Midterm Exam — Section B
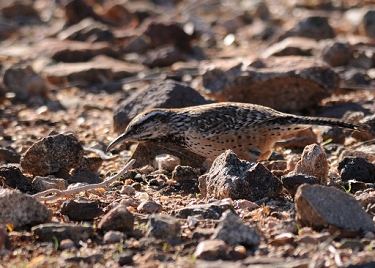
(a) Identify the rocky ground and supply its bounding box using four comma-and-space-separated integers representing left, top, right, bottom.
2, 0, 375, 267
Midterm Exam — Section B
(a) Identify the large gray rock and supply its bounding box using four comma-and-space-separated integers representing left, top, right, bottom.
295, 184, 375, 232
198, 150, 282, 201
201, 56, 339, 112
0, 189, 50, 228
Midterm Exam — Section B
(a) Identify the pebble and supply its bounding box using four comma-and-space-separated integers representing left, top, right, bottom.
120, 185, 136, 195
103, 231, 125, 244
137, 200, 162, 214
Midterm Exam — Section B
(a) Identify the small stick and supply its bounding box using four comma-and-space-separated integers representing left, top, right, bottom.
30, 159, 135, 202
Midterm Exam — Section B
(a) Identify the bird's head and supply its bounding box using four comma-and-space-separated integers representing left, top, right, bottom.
106, 109, 173, 152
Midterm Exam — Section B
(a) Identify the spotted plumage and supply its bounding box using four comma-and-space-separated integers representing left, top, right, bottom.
107, 102, 367, 161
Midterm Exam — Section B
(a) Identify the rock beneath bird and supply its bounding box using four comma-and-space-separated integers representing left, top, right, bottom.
198, 150, 282, 201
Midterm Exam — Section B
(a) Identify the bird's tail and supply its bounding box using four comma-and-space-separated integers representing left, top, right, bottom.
271, 116, 369, 131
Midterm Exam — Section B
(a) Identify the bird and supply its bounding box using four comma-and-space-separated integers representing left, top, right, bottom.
107, 102, 368, 162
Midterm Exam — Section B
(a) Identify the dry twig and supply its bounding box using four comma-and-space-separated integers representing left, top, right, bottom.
30, 159, 135, 202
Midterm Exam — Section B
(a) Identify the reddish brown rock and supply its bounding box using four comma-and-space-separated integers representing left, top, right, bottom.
201, 56, 340, 112
293, 144, 328, 185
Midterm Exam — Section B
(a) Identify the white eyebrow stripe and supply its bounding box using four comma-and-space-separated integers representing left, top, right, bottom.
134, 110, 169, 125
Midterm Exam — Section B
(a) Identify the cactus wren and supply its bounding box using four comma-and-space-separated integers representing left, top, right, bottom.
107, 102, 367, 162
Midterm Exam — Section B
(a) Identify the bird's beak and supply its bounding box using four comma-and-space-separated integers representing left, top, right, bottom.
106, 133, 129, 152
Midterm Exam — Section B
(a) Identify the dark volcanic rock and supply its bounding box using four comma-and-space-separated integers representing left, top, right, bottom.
61, 199, 103, 221
20, 134, 84, 176
0, 165, 33, 193
0, 146, 21, 163
338, 157, 375, 183
281, 174, 320, 196
201, 56, 339, 112
295, 184, 375, 232
113, 79, 211, 133
198, 150, 282, 201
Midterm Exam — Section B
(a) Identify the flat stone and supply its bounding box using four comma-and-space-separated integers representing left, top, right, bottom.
211, 211, 260, 246
295, 184, 375, 232
0, 189, 50, 228
113, 79, 211, 133
60, 199, 103, 221
171, 200, 232, 219
198, 150, 282, 201
281, 174, 320, 196
20, 134, 84, 176
32, 223, 94, 242
146, 214, 180, 240
201, 56, 339, 112
98, 205, 134, 232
